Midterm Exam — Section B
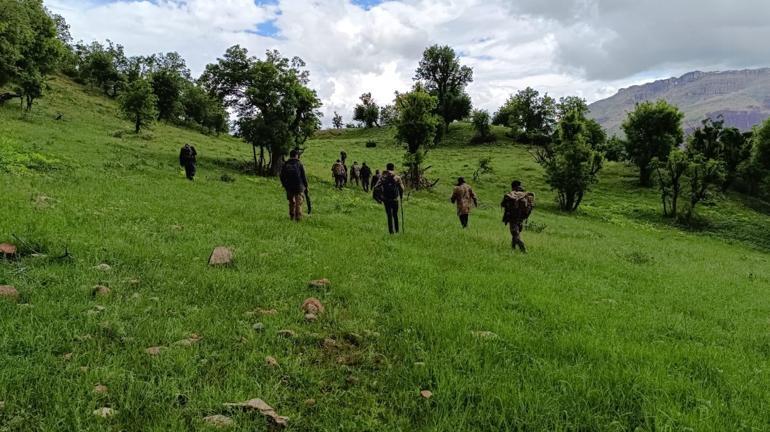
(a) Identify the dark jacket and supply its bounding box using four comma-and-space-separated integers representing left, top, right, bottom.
280, 158, 308, 194
360, 165, 372, 179
179, 145, 197, 167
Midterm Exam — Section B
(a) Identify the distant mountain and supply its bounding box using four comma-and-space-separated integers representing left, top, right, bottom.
588, 68, 770, 136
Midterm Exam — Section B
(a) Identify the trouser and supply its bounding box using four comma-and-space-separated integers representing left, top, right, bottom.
384, 200, 399, 234
335, 175, 345, 189
351, 176, 359, 186
362, 177, 370, 192
288, 193, 304, 221
459, 214, 469, 228
509, 222, 526, 252
184, 163, 196, 180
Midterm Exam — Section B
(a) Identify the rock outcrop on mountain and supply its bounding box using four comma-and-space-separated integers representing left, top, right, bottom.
589, 68, 770, 136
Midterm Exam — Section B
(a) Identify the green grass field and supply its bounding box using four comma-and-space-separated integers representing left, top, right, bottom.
2, 77, 770, 431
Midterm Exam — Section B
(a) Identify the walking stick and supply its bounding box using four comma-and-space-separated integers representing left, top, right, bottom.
400, 196, 405, 234
304, 190, 312, 215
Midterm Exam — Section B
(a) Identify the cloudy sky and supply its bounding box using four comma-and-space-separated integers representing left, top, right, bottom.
47, 0, 770, 125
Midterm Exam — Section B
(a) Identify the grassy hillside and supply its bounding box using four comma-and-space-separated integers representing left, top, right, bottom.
2, 77, 770, 431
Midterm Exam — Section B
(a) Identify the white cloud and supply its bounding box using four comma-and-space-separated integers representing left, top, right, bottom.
47, 0, 765, 126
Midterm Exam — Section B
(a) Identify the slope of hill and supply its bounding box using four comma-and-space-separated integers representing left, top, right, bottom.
2, 77, 770, 430
589, 68, 770, 135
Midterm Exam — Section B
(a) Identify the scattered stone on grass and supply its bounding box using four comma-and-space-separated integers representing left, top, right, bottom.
276, 329, 296, 339
252, 322, 265, 332
62, 352, 73, 361
223, 399, 288, 428
79, 366, 89, 373
301, 298, 324, 315
94, 263, 112, 271
94, 384, 108, 394
127, 278, 141, 285
0, 285, 19, 302
258, 308, 278, 316
265, 356, 279, 367
322, 338, 338, 350
0, 243, 17, 258
420, 390, 433, 399
174, 333, 202, 346
93, 407, 116, 418
304, 399, 316, 407
471, 331, 498, 339
343, 333, 363, 346
304, 313, 317, 322
145, 346, 164, 356
203, 414, 234, 428
208, 247, 233, 266
308, 279, 331, 289
92, 285, 111, 297
414, 362, 426, 367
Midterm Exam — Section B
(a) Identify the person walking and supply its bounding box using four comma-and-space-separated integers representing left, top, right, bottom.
340, 150, 348, 186
280, 149, 309, 221
501, 180, 535, 252
450, 177, 478, 228
360, 162, 372, 192
370, 170, 381, 195
331, 160, 346, 189
179, 143, 197, 180
373, 163, 405, 234
350, 161, 361, 187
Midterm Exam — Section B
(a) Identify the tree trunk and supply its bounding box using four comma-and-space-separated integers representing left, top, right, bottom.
639, 165, 653, 187
135, 115, 141, 133
252, 145, 258, 176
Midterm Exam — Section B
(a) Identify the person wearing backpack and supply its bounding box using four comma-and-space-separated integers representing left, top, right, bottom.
501, 180, 535, 252
360, 162, 372, 192
350, 162, 361, 187
370, 169, 381, 195
450, 177, 478, 228
373, 163, 404, 234
280, 149, 309, 221
331, 160, 346, 189
179, 143, 197, 180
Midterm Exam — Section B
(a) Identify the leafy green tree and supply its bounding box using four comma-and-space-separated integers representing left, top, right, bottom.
493, 87, 556, 144
151, 69, 184, 121
601, 136, 627, 162
379, 104, 397, 127
557, 96, 589, 119
689, 117, 752, 190
353, 92, 379, 128
77, 41, 125, 97
622, 100, 684, 187
413, 45, 473, 132
202, 47, 322, 176
470, 109, 494, 144
0, 0, 62, 110
652, 149, 688, 218
684, 153, 725, 221
535, 109, 603, 211
394, 86, 440, 188
332, 112, 343, 129
119, 78, 157, 133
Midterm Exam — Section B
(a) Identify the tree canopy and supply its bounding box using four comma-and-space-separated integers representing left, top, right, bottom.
414, 45, 473, 132
622, 100, 684, 187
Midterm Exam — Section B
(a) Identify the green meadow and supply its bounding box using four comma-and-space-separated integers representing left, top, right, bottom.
2, 77, 770, 431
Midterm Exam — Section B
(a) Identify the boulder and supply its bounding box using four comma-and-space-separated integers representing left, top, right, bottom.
203, 414, 234, 428
94, 384, 109, 394
0, 243, 17, 258
420, 390, 433, 399
308, 278, 331, 289
208, 247, 233, 266
301, 298, 324, 315
92, 285, 111, 297
0, 285, 19, 302
93, 407, 116, 418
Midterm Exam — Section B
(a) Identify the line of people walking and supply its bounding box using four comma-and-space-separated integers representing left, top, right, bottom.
280, 148, 535, 252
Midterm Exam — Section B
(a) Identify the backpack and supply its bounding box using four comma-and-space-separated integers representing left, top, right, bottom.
179, 146, 193, 166
333, 163, 345, 176
502, 191, 535, 224
381, 174, 400, 201
281, 160, 304, 193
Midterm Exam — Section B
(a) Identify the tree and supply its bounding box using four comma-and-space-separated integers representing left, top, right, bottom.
557, 96, 589, 119
394, 86, 440, 188
151, 69, 184, 121
652, 149, 688, 218
119, 78, 157, 133
622, 100, 684, 187
601, 136, 627, 162
379, 104, 397, 127
413, 45, 473, 132
493, 87, 556, 144
332, 112, 343, 129
534, 109, 603, 212
0, 0, 63, 110
470, 109, 494, 144
201, 47, 322, 176
689, 116, 752, 191
685, 154, 725, 221
77, 41, 125, 97
353, 92, 379, 128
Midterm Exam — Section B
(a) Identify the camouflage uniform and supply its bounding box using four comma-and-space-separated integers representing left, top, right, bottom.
451, 183, 477, 228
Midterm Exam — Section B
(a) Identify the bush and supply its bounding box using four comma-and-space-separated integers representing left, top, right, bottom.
365, 140, 377, 148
